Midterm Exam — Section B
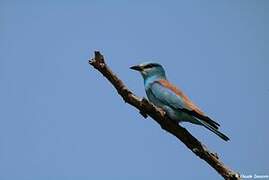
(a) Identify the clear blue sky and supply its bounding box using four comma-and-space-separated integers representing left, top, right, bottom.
1, 1, 268, 179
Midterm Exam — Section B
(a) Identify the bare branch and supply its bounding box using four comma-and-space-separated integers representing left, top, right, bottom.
89, 51, 240, 180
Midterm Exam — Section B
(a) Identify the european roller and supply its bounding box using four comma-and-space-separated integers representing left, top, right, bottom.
130, 62, 229, 141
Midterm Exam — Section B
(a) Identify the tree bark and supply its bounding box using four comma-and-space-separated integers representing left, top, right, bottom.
88, 51, 240, 180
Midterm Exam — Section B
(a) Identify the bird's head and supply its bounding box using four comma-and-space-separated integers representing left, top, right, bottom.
130, 62, 166, 80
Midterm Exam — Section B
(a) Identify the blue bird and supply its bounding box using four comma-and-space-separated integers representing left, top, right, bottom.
130, 62, 229, 141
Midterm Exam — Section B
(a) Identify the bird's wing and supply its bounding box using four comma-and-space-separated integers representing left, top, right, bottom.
150, 79, 220, 129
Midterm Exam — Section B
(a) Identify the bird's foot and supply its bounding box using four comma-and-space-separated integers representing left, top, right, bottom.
139, 110, 148, 118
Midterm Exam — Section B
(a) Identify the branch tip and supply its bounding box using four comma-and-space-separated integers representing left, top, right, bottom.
94, 51, 105, 63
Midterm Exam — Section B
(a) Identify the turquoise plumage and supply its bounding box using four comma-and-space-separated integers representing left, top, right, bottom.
130, 62, 229, 141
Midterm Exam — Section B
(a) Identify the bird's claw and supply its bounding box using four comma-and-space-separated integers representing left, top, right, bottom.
139, 110, 148, 118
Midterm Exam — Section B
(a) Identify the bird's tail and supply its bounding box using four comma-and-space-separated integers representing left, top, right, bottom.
196, 118, 230, 141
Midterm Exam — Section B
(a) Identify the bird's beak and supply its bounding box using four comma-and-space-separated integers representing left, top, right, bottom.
130, 65, 143, 71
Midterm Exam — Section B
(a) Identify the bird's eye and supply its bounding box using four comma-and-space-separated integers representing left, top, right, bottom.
143, 64, 154, 69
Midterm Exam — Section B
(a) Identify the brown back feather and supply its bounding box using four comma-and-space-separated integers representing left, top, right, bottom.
158, 79, 220, 129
